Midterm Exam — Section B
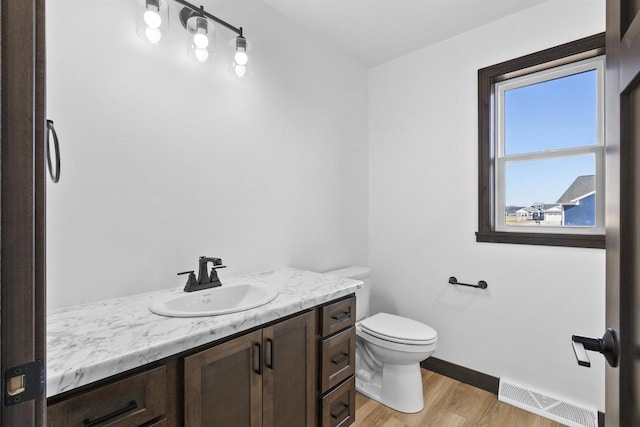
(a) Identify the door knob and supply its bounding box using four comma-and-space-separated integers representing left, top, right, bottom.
571, 328, 619, 368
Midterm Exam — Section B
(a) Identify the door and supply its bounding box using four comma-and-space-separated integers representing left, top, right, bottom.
184, 330, 263, 427
605, 1, 640, 425
0, 0, 47, 426
262, 311, 317, 427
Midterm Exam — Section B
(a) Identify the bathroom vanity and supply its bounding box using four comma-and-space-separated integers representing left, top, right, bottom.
46, 269, 359, 427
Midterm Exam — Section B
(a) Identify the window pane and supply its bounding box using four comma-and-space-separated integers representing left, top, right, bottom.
504, 155, 595, 227
504, 70, 597, 155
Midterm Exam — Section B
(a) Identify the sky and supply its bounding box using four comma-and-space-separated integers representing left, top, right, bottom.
503, 70, 597, 207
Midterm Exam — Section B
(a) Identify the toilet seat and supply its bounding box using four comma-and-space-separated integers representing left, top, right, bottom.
358, 313, 437, 346
356, 324, 437, 353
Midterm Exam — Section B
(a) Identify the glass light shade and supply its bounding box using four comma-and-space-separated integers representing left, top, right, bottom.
234, 51, 248, 66
186, 15, 214, 63
234, 64, 247, 77
145, 27, 162, 44
136, 0, 169, 44
143, 10, 162, 28
194, 48, 209, 63
231, 36, 249, 77
193, 32, 209, 49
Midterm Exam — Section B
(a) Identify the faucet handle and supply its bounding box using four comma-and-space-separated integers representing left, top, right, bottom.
177, 270, 198, 290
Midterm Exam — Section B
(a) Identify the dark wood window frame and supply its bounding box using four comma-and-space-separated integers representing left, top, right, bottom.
476, 33, 606, 249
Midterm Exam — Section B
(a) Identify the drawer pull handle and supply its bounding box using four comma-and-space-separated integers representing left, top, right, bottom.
253, 342, 263, 375
330, 404, 350, 420
266, 338, 275, 369
331, 352, 350, 365
331, 311, 351, 321
83, 400, 138, 426
46, 119, 61, 183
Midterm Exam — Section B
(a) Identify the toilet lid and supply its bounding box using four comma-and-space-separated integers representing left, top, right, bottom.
359, 313, 437, 344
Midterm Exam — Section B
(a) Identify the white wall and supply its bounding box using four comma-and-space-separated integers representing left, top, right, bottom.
46, 0, 369, 309
369, 0, 606, 411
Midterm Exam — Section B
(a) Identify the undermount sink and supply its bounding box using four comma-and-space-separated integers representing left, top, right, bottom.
149, 283, 279, 317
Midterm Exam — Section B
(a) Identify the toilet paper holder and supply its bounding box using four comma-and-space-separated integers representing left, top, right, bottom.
448, 276, 488, 289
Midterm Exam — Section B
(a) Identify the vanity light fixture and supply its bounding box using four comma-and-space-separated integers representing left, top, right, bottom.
139, 0, 249, 75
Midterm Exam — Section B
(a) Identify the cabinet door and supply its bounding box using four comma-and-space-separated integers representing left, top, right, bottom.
262, 311, 317, 427
184, 330, 263, 427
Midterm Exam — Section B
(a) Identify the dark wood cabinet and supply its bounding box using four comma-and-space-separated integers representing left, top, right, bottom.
321, 297, 356, 337
47, 296, 354, 427
321, 327, 356, 393
319, 296, 356, 427
184, 311, 316, 427
184, 329, 263, 427
48, 365, 172, 427
262, 311, 317, 427
322, 377, 356, 427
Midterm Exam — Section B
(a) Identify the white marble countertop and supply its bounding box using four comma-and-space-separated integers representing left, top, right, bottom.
47, 268, 361, 397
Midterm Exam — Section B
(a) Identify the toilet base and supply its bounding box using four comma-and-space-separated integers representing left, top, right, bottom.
356, 361, 425, 413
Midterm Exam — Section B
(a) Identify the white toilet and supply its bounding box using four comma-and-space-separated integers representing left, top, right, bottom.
325, 266, 437, 413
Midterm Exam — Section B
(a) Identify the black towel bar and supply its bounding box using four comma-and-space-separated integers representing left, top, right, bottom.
448, 276, 488, 289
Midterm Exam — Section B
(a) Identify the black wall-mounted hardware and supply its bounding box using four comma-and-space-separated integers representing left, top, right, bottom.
571, 328, 619, 368
46, 119, 61, 183
448, 276, 488, 289
175, 0, 243, 36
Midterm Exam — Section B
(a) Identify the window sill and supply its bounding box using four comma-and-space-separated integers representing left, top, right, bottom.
475, 231, 605, 249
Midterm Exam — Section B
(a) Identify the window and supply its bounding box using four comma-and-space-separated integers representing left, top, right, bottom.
477, 34, 605, 249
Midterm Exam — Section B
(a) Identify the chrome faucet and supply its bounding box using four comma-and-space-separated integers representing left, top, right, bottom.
177, 256, 226, 292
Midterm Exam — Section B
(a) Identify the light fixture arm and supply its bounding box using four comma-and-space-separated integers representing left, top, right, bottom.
173, 0, 243, 37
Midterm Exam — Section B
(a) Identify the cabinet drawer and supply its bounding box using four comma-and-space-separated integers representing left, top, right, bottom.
321, 327, 355, 393
48, 366, 166, 427
322, 376, 355, 427
321, 297, 355, 337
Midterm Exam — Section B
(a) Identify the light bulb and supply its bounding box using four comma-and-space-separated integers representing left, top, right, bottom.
234, 64, 247, 77
145, 27, 162, 44
143, 10, 162, 29
194, 48, 209, 62
193, 32, 209, 49
234, 51, 248, 66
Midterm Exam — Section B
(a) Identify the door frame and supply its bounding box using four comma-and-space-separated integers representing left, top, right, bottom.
605, 0, 640, 425
0, 0, 47, 425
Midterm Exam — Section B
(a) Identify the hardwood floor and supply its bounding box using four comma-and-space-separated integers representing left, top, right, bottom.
352, 370, 564, 426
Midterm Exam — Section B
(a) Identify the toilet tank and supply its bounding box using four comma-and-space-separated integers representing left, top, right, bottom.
324, 266, 371, 321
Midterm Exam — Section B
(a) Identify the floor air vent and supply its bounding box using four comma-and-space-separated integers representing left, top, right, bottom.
498, 379, 597, 427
